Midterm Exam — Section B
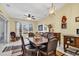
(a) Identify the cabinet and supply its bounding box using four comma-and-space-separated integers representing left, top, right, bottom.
64, 35, 79, 51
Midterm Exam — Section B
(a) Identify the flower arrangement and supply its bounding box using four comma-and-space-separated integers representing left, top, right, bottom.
47, 24, 52, 32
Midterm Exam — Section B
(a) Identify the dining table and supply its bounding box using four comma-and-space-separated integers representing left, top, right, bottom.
29, 37, 48, 45
28, 37, 48, 56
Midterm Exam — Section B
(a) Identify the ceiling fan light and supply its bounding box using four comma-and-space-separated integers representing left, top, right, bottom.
27, 17, 32, 20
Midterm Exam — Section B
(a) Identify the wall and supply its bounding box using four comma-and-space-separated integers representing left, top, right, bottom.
1, 3, 79, 44
0, 4, 39, 42
39, 3, 79, 35
38, 14, 61, 32
38, 4, 79, 50
10, 18, 38, 33
8, 20, 16, 32
6, 3, 78, 44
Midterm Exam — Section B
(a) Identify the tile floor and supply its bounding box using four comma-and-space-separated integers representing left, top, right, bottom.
0, 40, 73, 56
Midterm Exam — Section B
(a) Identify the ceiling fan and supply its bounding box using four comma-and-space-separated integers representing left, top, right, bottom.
24, 14, 36, 20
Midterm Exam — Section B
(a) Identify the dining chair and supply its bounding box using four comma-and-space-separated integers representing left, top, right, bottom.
20, 35, 27, 56
20, 35, 37, 56
40, 39, 58, 56
10, 32, 16, 42
12, 35, 36, 56
12, 35, 27, 56
28, 32, 35, 37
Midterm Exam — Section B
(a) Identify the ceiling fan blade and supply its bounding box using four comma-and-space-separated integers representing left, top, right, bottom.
32, 16, 35, 19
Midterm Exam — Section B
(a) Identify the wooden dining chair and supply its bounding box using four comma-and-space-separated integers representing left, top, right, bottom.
40, 39, 58, 56
20, 35, 27, 56
12, 35, 27, 56
12, 35, 37, 56
25, 38, 38, 56
20, 35, 37, 56
10, 32, 16, 42
28, 32, 35, 37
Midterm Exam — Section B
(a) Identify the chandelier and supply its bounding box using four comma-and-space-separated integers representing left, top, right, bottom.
49, 3, 56, 14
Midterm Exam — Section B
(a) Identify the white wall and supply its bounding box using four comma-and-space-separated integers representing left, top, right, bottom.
38, 4, 79, 50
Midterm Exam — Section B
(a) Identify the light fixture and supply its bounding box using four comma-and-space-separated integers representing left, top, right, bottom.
49, 3, 55, 14
27, 17, 32, 20
24, 14, 32, 20
24, 13, 35, 20
27, 14, 32, 20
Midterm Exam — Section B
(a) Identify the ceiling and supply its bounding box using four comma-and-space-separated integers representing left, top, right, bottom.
1, 3, 65, 20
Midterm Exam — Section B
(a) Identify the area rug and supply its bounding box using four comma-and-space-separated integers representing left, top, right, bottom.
2, 45, 66, 56
2, 45, 21, 52
65, 47, 79, 56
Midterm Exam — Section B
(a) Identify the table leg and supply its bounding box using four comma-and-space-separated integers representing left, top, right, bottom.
37, 51, 39, 56
36, 46, 40, 56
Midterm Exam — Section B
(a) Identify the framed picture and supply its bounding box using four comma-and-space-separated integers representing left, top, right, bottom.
61, 23, 67, 29
75, 17, 79, 22
76, 29, 79, 34
38, 25, 43, 31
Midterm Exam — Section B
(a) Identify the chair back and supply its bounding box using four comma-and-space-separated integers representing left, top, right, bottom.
20, 35, 26, 55
29, 32, 35, 37
47, 39, 58, 52
10, 32, 16, 41
10, 32, 16, 38
27, 38, 36, 48
10, 32, 16, 37
47, 32, 54, 41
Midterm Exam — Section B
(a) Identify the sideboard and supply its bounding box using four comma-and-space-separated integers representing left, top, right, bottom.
63, 35, 79, 52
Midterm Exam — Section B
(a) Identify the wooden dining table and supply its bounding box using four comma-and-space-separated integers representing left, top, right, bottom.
28, 37, 48, 56
29, 37, 48, 46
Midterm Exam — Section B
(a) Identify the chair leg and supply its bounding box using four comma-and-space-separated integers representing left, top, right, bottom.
52, 51, 56, 56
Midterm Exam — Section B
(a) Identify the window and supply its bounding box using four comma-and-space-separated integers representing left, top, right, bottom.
38, 25, 43, 31
22, 23, 29, 32
38, 24, 48, 32
16, 22, 33, 36
0, 16, 7, 43
16, 22, 21, 36
29, 24, 33, 31
22, 23, 33, 32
